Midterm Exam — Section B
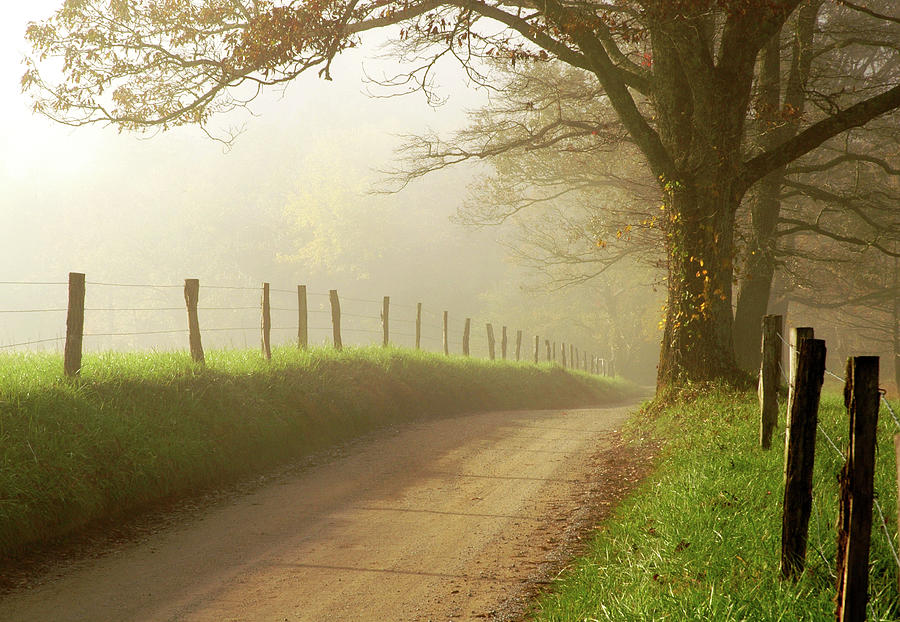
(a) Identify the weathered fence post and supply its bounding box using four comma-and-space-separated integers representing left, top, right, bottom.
835, 356, 880, 622
501, 326, 508, 360
183, 277, 204, 365
562, 343, 567, 368
780, 338, 826, 580
758, 314, 784, 449
297, 285, 308, 350
381, 296, 390, 347
553, 341, 557, 363
583, 351, 587, 371
486, 323, 496, 360
784, 326, 815, 468
570, 344, 575, 370
261, 282, 272, 360
574, 346, 579, 370
534, 335, 539, 364
545, 339, 551, 362
515, 330, 522, 361
64, 272, 86, 376
463, 318, 471, 356
415, 302, 422, 350
330, 289, 342, 350
442, 311, 449, 355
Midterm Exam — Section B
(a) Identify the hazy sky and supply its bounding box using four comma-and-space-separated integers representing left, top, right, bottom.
0, 1, 490, 280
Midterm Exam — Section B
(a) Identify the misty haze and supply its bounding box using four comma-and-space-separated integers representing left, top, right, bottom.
1, 1, 898, 620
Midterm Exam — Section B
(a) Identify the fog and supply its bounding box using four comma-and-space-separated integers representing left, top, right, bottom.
1, 3, 662, 383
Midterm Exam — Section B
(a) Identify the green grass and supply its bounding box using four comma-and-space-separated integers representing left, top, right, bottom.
531, 384, 900, 621
0, 346, 636, 559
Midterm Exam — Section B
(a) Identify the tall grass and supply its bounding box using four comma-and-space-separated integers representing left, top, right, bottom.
531, 384, 899, 621
0, 346, 636, 559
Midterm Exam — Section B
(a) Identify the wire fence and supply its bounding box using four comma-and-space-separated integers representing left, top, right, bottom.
774, 329, 900, 579
0, 276, 615, 376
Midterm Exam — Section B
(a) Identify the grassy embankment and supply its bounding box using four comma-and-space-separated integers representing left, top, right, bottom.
531, 383, 899, 620
0, 346, 637, 559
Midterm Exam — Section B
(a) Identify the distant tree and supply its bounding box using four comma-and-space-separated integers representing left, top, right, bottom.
24, 0, 900, 387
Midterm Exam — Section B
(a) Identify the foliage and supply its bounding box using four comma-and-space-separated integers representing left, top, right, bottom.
22, 0, 900, 385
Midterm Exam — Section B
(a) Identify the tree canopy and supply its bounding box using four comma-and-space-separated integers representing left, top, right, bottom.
24, 0, 900, 387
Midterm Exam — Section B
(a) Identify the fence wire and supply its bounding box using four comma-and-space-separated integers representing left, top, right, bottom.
775, 331, 900, 575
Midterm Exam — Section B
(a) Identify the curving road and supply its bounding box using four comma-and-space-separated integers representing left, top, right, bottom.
0, 404, 637, 622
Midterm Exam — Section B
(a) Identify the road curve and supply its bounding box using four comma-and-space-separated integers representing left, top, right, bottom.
0, 404, 636, 622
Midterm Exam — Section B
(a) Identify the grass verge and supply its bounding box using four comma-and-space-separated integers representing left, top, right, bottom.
531, 383, 899, 621
0, 346, 636, 559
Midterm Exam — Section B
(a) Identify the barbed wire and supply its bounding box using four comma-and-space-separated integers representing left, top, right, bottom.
0, 281, 67, 286
0, 337, 64, 349
776, 344, 900, 573
0, 308, 67, 313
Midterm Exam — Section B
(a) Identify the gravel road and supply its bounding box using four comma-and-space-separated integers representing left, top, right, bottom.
0, 403, 641, 622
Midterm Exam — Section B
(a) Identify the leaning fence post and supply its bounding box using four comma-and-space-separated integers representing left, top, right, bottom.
442, 311, 449, 355
297, 285, 308, 350
501, 326, 508, 360
182, 277, 204, 365
780, 338, 826, 580
486, 323, 496, 360
330, 289, 342, 350
515, 330, 522, 361
463, 318, 471, 356
758, 314, 783, 449
784, 326, 815, 466
261, 282, 272, 360
381, 296, 390, 347
835, 356, 880, 622
64, 272, 86, 376
415, 302, 422, 350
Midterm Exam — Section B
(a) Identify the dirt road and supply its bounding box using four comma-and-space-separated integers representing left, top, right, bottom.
0, 404, 641, 621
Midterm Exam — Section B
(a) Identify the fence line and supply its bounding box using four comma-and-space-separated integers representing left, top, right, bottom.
0, 275, 616, 380
765, 322, 900, 596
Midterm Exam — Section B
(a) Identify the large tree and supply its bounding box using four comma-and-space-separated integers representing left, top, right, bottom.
24, 0, 900, 387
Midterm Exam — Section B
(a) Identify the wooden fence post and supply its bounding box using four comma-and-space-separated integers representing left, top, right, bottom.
297, 285, 308, 350
516, 330, 523, 361
562, 343, 567, 368
442, 311, 449, 355
574, 346, 579, 370
486, 323, 496, 360
583, 351, 587, 371
330, 289, 342, 350
553, 341, 557, 363
758, 314, 783, 449
416, 303, 422, 350
501, 326, 508, 360
570, 344, 575, 369
64, 272, 86, 376
545, 339, 551, 362
835, 356, 880, 622
261, 282, 272, 360
382, 296, 390, 347
784, 326, 815, 470
463, 318, 471, 356
183, 277, 204, 365
534, 335, 539, 364
780, 338, 826, 580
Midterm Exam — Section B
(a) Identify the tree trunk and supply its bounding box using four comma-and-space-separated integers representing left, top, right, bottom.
657, 181, 739, 387
733, 171, 782, 371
